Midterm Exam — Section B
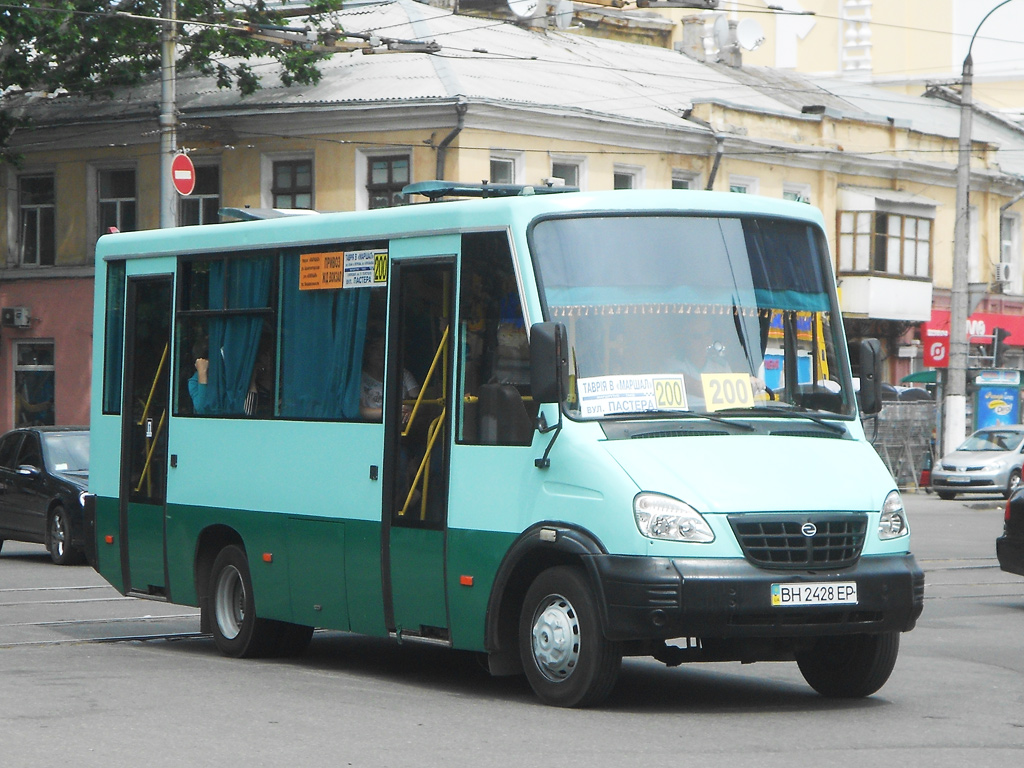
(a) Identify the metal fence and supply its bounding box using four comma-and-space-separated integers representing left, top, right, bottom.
866, 401, 937, 490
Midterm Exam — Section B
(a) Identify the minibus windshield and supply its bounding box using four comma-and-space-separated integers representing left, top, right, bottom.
531, 213, 855, 420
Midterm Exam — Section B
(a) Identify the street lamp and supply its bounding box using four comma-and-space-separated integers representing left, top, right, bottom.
944, 0, 1017, 455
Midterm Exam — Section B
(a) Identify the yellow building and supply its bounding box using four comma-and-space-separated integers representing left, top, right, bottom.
3, 0, 1024, 428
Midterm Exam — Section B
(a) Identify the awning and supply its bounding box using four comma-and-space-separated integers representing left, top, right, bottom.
901, 370, 937, 384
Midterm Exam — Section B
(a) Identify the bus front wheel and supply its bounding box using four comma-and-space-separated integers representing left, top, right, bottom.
796, 631, 900, 698
518, 566, 622, 708
208, 545, 281, 658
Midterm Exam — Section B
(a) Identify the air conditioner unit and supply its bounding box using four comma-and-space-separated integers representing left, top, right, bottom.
994, 263, 1013, 283
1, 307, 30, 328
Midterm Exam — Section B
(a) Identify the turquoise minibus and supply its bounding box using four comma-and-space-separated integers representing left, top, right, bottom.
85, 184, 923, 707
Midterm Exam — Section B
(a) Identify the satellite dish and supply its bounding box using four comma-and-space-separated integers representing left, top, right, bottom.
552, 0, 573, 29
508, 0, 541, 19
736, 18, 765, 51
712, 14, 730, 50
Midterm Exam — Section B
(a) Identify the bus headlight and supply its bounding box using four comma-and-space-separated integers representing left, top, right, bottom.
634, 493, 714, 543
878, 490, 908, 540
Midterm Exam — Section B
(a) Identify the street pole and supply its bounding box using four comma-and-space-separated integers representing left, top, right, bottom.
943, 0, 1016, 455
159, 0, 178, 229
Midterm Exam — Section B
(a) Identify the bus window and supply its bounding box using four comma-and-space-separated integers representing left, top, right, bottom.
278, 248, 380, 420
176, 254, 276, 417
457, 231, 535, 446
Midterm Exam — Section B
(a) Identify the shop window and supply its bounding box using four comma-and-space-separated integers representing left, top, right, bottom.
98, 169, 137, 235
180, 165, 221, 225
18, 174, 56, 266
367, 156, 410, 209
14, 341, 55, 427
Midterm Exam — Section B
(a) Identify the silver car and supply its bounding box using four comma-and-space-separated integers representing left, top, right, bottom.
931, 426, 1024, 500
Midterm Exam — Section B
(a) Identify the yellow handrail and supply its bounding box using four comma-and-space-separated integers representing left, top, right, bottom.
402, 324, 450, 438
134, 408, 167, 494
399, 408, 446, 519
137, 342, 168, 427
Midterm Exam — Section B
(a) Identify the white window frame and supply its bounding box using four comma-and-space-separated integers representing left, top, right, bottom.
783, 182, 812, 205
179, 163, 221, 226
547, 154, 586, 190
355, 147, 413, 211
612, 164, 645, 190
1001, 212, 1022, 295
90, 164, 138, 241
671, 170, 700, 190
728, 175, 760, 195
15, 172, 56, 267
13, 338, 56, 427
261, 152, 314, 210
489, 150, 525, 185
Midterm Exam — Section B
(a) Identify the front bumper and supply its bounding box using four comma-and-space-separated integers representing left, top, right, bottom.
997, 534, 1024, 577
589, 553, 924, 642
930, 467, 1010, 494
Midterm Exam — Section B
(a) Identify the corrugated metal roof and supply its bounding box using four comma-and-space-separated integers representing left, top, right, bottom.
9, 0, 1024, 179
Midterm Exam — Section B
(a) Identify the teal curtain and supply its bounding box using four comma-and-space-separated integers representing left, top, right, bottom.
206, 256, 273, 415
280, 252, 370, 419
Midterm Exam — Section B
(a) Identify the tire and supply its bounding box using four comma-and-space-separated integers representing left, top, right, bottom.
519, 566, 622, 708
207, 545, 281, 658
48, 505, 83, 565
796, 632, 900, 698
1005, 470, 1022, 500
936, 490, 957, 500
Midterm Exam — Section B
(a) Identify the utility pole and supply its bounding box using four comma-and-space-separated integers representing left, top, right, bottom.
159, 0, 178, 229
944, 0, 1016, 455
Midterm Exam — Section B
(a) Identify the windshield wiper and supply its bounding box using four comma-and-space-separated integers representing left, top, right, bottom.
715, 404, 847, 435
605, 409, 756, 432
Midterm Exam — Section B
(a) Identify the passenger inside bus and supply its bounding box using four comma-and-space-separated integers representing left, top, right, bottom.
188, 338, 211, 415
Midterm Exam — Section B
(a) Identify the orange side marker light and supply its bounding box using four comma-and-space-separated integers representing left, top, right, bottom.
459, 575, 474, 587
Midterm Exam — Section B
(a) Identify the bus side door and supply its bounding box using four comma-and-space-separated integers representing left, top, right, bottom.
118, 275, 173, 597
383, 256, 454, 640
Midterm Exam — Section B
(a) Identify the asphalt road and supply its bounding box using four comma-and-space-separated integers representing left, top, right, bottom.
1, 491, 1021, 767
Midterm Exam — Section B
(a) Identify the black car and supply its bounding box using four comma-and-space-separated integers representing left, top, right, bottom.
998, 487, 1024, 577
0, 427, 89, 565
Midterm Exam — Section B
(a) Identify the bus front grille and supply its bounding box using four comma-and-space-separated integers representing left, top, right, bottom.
727, 513, 868, 569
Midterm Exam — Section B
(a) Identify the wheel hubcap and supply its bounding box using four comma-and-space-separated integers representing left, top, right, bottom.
530, 594, 580, 682
51, 515, 65, 558
214, 565, 245, 640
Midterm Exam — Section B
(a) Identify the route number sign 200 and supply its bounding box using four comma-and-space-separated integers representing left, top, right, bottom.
701, 373, 754, 412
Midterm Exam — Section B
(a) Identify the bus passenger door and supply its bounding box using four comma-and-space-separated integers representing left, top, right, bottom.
119, 275, 173, 597
384, 259, 453, 640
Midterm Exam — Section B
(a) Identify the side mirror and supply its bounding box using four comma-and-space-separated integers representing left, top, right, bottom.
857, 338, 883, 415
16, 464, 41, 478
530, 322, 569, 404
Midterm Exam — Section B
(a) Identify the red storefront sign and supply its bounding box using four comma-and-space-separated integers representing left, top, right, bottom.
921, 309, 1024, 368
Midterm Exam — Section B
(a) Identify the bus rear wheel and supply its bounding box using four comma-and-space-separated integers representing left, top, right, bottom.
519, 566, 622, 708
796, 631, 900, 698
208, 545, 281, 658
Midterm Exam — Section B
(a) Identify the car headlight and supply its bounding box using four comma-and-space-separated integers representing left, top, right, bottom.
878, 490, 908, 540
634, 493, 714, 543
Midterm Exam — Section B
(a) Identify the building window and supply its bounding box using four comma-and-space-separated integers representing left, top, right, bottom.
783, 183, 812, 204
98, 169, 136, 235
613, 165, 643, 191
272, 160, 313, 209
672, 171, 698, 190
367, 156, 410, 209
18, 175, 56, 266
837, 210, 932, 278
551, 162, 579, 188
14, 340, 55, 427
728, 175, 759, 195
180, 165, 221, 226
1001, 213, 1022, 295
490, 157, 515, 185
